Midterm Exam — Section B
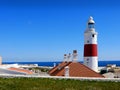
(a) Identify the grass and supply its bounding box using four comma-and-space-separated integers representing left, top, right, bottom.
0, 77, 119, 90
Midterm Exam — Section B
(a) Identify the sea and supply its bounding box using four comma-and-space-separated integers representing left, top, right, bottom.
2, 60, 120, 67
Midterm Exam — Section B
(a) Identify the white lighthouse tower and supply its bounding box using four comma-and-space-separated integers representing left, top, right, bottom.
84, 16, 98, 72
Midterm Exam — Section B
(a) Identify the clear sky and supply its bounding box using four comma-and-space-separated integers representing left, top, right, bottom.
0, 0, 120, 62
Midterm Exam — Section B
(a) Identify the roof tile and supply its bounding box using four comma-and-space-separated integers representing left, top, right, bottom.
49, 62, 104, 78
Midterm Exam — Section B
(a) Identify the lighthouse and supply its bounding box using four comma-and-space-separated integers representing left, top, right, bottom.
84, 16, 98, 72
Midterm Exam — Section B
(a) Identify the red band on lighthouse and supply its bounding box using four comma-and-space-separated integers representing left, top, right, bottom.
84, 44, 98, 56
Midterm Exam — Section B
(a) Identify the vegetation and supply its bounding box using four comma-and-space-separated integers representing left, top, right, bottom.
28, 67, 50, 72
100, 69, 107, 74
0, 77, 119, 90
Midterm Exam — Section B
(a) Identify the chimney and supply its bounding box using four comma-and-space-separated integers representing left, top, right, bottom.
72, 50, 78, 62
64, 54, 67, 62
67, 53, 71, 62
64, 66, 69, 77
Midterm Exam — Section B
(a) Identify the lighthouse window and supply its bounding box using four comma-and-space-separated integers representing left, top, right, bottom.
87, 58, 89, 61
88, 23, 94, 28
92, 34, 95, 38
87, 40, 89, 43
86, 59, 89, 65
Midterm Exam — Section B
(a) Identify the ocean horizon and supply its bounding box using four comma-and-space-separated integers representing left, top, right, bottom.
2, 60, 120, 67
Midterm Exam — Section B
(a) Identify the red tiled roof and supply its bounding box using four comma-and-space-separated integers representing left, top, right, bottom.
49, 62, 104, 78
8, 67, 33, 74
49, 62, 70, 76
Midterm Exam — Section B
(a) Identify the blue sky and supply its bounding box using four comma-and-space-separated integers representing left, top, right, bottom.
0, 0, 120, 62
